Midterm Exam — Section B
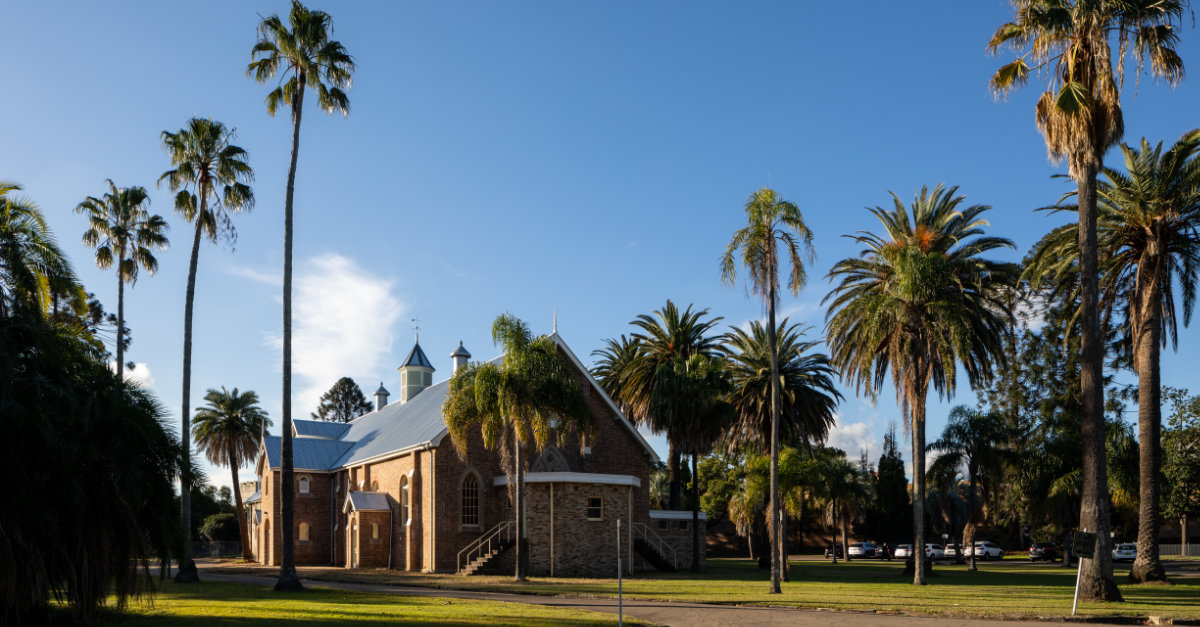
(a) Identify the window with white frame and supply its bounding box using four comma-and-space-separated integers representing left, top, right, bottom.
587, 496, 603, 521
461, 473, 480, 527
298, 476, 310, 494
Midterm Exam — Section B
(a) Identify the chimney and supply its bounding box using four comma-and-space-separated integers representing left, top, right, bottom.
373, 382, 390, 411
398, 336, 435, 403
450, 341, 471, 374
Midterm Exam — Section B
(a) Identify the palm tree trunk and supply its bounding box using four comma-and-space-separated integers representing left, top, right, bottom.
175, 215, 206, 584
691, 454, 701, 572
967, 471, 977, 571
781, 507, 789, 581
230, 444, 253, 561
514, 430, 526, 581
116, 269, 125, 380
831, 496, 839, 564
1131, 259, 1167, 583
1074, 160, 1122, 601
668, 443, 682, 510
275, 75, 306, 592
912, 377, 928, 585
767, 288, 781, 594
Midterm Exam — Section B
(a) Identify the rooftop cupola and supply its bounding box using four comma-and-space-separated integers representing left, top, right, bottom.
373, 382, 390, 411
450, 341, 471, 374
398, 336, 435, 404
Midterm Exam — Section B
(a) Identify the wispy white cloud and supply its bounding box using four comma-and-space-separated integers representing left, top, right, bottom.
227, 265, 281, 288
111, 361, 155, 388
826, 413, 877, 461
263, 253, 405, 416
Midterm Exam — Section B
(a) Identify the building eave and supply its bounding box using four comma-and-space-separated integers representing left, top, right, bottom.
493, 472, 642, 488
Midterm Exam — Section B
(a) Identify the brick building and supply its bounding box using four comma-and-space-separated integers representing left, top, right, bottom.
244, 333, 703, 575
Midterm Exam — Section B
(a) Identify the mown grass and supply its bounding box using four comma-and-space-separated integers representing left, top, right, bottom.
204, 557, 1200, 621
96, 581, 642, 626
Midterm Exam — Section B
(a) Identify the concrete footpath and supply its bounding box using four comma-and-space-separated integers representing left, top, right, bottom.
203, 572, 1055, 626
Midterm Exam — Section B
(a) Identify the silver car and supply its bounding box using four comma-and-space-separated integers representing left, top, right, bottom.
1113, 543, 1137, 563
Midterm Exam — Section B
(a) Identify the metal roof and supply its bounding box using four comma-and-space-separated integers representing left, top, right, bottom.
374, 382, 390, 396
293, 419, 352, 440
345, 491, 390, 512
244, 490, 261, 504
400, 341, 434, 370
450, 341, 471, 358
262, 434, 353, 471
335, 379, 450, 467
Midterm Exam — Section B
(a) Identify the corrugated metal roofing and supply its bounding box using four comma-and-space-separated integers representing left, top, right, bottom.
244, 490, 261, 504
293, 419, 352, 440
345, 491, 390, 512
401, 341, 434, 369
335, 380, 450, 467
262, 434, 354, 470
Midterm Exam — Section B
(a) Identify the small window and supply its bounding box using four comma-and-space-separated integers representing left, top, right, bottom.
299, 476, 310, 494
657, 519, 668, 531
371, 481, 379, 492
400, 476, 410, 523
678, 520, 689, 531
299, 521, 310, 542
587, 496, 603, 521
372, 522, 380, 540
461, 473, 480, 527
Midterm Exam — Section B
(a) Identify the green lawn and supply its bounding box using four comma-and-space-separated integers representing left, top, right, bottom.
204, 557, 1200, 622
96, 581, 640, 626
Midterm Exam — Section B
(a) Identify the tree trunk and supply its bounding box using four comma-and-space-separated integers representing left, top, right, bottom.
912, 376, 928, 585
967, 470, 977, 571
1074, 160, 1122, 601
275, 75, 306, 592
781, 508, 789, 581
668, 443, 682, 510
116, 267, 125, 380
767, 288, 781, 593
831, 496, 839, 564
230, 445, 253, 561
1182, 517, 1189, 557
175, 210, 206, 584
514, 430, 527, 581
840, 509, 850, 564
691, 454, 701, 572
1131, 251, 1167, 583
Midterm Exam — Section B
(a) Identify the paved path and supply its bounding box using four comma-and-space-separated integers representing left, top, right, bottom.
203, 572, 1056, 626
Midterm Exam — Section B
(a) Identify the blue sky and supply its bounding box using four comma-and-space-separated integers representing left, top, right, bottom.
4, 2, 1199, 489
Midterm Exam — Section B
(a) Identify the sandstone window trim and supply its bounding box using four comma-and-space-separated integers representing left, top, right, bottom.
400, 475, 410, 525
298, 476, 310, 495
587, 496, 603, 521
372, 522, 380, 541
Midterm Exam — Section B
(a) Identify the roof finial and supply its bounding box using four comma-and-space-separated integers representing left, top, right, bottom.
553, 307, 558, 334
411, 316, 421, 342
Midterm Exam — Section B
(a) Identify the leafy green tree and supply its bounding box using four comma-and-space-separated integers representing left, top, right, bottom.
0, 182, 82, 317
193, 387, 272, 561
928, 406, 1017, 570
989, 0, 1189, 599
160, 116, 254, 581
200, 513, 241, 543
811, 449, 867, 565
311, 376, 372, 422
442, 314, 592, 581
75, 180, 168, 380
248, 0, 354, 591
873, 424, 912, 545
721, 187, 815, 593
1162, 387, 1200, 556
824, 184, 1015, 585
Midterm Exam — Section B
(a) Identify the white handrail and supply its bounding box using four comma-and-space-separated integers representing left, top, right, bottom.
633, 522, 677, 570
457, 520, 515, 575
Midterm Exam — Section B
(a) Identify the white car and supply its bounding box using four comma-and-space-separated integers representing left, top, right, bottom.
894, 544, 913, 558
848, 542, 877, 559
1113, 543, 1137, 563
967, 541, 1004, 560
944, 544, 961, 559
925, 543, 946, 559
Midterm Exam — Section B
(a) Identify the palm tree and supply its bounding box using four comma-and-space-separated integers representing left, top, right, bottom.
620, 300, 723, 510
442, 313, 592, 581
824, 184, 1015, 585
160, 116, 254, 581
1027, 130, 1200, 582
248, 0, 353, 591
811, 450, 867, 565
0, 182, 81, 317
723, 319, 841, 453
590, 334, 639, 414
989, 0, 1189, 600
721, 187, 815, 593
192, 387, 272, 561
75, 180, 169, 380
928, 405, 1016, 571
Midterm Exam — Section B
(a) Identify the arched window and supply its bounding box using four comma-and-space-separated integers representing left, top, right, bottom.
400, 476, 410, 524
372, 522, 380, 540
299, 476, 310, 494
299, 521, 310, 542
371, 481, 379, 492
461, 473, 480, 527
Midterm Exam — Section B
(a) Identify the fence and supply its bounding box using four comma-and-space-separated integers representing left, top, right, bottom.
1158, 544, 1194, 557
191, 541, 243, 557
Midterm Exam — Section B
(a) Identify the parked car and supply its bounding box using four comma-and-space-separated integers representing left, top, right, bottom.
848, 542, 877, 559
1029, 542, 1059, 561
1113, 543, 1137, 563
894, 544, 913, 558
967, 541, 1004, 560
925, 544, 946, 559
824, 544, 844, 559
944, 543, 960, 559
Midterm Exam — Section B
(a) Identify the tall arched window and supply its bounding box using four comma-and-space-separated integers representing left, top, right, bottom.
461, 473, 480, 527
372, 522, 380, 540
298, 476, 310, 494
400, 475, 410, 524
299, 521, 310, 542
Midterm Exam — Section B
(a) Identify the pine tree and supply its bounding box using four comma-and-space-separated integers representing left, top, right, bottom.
311, 377, 371, 423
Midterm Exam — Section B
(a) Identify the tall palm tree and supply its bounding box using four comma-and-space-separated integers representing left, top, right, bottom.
989, 0, 1188, 600
248, 0, 353, 591
1027, 130, 1200, 582
824, 184, 1015, 585
160, 116, 254, 581
928, 405, 1017, 571
591, 334, 639, 414
75, 180, 168, 380
722, 319, 841, 452
443, 313, 592, 581
721, 187, 814, 593
0, 182, 81, 317
192, 387, 272, 561
620, 300, 723, 510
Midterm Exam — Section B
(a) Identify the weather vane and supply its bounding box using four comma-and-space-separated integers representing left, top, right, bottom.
411, 316, 421, 341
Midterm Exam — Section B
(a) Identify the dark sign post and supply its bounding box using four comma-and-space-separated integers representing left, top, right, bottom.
1071, 530, 1095, 615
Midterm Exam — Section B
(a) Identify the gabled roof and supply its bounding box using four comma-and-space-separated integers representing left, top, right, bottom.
244, 489, 261, 505
335, 379, 450, 467
261, 434, 353, 471
344, 491, 390, 512
401, 341, 434, 370
293, 419, 352, 440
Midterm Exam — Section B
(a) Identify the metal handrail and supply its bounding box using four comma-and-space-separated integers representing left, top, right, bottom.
457, 520, 515, 574
633, 522, 677, 569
